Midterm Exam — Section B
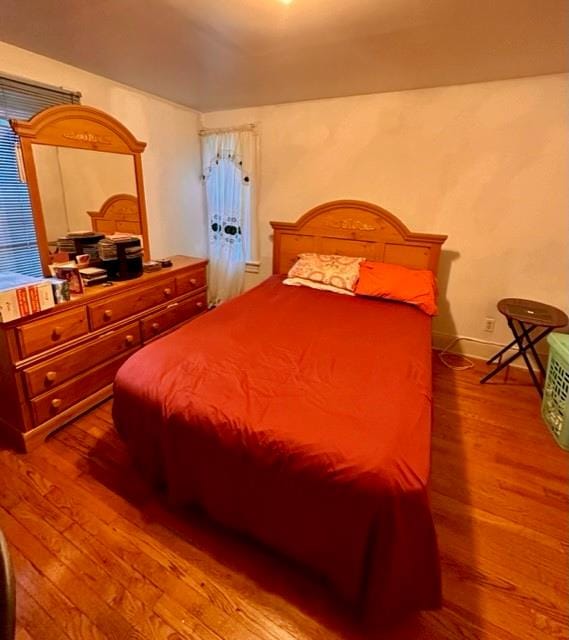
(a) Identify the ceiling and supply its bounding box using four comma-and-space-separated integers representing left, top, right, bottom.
1, 0, 568, 112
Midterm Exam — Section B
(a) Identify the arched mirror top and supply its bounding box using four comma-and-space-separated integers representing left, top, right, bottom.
11, 104, 146, 154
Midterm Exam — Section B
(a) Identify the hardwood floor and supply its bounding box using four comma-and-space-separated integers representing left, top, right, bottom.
0, 357, 567, 639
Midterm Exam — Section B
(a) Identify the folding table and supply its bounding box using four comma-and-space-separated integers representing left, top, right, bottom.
481, 298, 568, 396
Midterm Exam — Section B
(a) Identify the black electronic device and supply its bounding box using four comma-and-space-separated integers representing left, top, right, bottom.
98, 237, 143, 280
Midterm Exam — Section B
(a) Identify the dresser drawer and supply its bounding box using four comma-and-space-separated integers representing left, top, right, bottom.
89, 278, 177, 329
23, 322, 141, 398
141, 292, 207, 341
176, 267, 207, 295
17, 307, 89, 359
30, 353, 131, 426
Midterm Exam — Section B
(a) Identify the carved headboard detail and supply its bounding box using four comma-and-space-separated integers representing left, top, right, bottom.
271, 200, 447, 275
88, 194, 141, 235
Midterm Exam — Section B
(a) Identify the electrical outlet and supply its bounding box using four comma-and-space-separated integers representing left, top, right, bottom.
483, 317, 496, 333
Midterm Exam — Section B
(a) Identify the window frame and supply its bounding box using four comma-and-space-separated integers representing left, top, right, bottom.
0, 73, 80, 277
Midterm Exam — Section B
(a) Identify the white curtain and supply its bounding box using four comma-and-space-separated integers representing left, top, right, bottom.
201, 128, 257, 306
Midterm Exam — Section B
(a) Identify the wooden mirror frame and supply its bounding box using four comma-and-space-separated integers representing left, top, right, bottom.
11, 104, 150, 275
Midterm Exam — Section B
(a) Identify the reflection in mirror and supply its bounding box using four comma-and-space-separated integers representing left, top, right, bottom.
31, 145, 139, 246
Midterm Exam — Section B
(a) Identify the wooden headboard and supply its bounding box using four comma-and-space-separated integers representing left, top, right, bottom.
87, 194, 141, 235
271, 200, 447, 275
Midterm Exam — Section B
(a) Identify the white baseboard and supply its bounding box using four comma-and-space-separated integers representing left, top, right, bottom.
432, 331, 549, 369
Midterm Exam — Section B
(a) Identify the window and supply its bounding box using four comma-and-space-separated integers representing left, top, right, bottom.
0, 74, 80, 276
200, 127, 258, 304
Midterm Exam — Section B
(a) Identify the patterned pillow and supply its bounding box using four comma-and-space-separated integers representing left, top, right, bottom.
285, 253, 364, 293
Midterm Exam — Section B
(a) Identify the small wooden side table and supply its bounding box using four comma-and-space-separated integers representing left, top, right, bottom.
480, 298, 568, 396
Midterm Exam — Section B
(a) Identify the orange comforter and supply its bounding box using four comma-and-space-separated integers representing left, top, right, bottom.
113, 276, 441, 626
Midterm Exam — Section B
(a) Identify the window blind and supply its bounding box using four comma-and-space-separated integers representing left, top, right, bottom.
0, 74, 81, 277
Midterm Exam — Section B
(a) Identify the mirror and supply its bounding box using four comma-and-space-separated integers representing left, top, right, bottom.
32, 145, 139, 246
11, 104, 150, 276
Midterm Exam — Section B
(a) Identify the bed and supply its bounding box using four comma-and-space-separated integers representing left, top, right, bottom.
113, 200, 447, 627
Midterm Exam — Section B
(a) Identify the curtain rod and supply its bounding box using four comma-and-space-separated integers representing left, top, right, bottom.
199, 123, 256, 136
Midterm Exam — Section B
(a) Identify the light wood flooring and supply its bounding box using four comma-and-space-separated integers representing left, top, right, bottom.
0, 357, 567, 639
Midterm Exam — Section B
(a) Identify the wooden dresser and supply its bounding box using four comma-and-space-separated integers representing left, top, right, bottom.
0, 256, 207, 451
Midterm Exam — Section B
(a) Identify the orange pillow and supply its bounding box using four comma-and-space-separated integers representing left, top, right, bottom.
355, 261, 438, 316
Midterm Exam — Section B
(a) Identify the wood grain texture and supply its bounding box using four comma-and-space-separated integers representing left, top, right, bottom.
10, 104, 151, 273
88, 276, 178, 330
0, 256, 207, 450
16, 306, 88, 359
87, 193, 142, 236
23, 322, 141, 397
270, 200, 447, 276
0, 357, 567, 639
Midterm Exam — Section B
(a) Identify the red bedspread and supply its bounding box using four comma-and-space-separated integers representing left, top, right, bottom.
113, 276, 441, 626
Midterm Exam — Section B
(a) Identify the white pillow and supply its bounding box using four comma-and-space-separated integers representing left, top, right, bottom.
283, 277, 356, 296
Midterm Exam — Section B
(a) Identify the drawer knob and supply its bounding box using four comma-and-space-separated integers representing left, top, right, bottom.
51, 326, 63, 340
125, 334, 135, 345
196, 301, 204, 309
103, 309, 113, 320
51, 398, 62, 411
151, 322, 160, 332
163, 287, 172, 297
189, 278, 197, 286
45, 371, 57, 384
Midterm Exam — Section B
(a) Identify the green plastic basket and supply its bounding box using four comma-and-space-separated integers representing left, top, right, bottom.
542, 333, 569, 450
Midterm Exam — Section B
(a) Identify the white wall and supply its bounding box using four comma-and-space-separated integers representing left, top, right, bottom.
33, 146, 137, 240
30, 145, 69, 241
202, 74, 569, 354
1, 41, 566, 357
56, 149, 136, 234
0, 41, 206, 259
